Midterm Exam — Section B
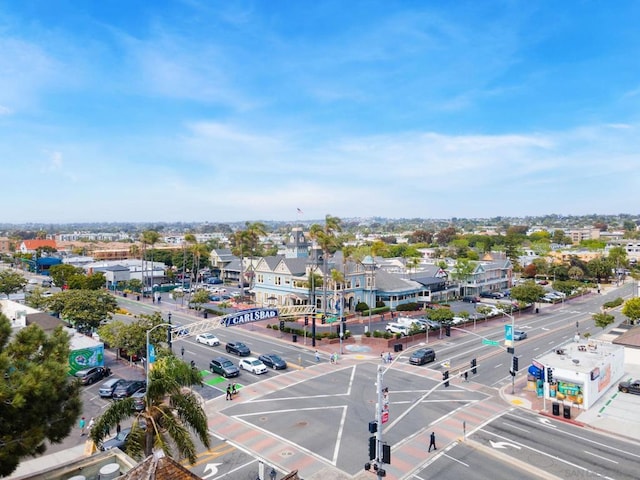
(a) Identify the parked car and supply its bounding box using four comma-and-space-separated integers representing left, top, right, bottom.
119, 348, 142, 362
385, 323, 410, 336
239, 357, 268, 375
258, 353, 288, 370
618, 379, 640, 395
207, 277, 223, 285
100, 427, 132, 451
209, 295, 221, 302
423, 319, 441, 329
210, 356, 240, 378
513, 330, 528, 341
409, 348, 436, 365
196, 333, 220, 346
462, 296, 480, 303
226, 341, 251, 356
112, 380, 146, 400
75, 366, 109, 385
99, 378, 125, 398
131, 389, 146, 411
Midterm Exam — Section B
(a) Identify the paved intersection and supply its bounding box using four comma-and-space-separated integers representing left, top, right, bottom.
203, 357, 505, 479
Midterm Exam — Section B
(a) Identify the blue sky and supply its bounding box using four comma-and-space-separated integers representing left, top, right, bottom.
1, 1, 639, 224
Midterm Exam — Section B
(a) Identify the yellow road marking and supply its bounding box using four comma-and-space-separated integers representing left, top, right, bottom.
180, 444, 237, 467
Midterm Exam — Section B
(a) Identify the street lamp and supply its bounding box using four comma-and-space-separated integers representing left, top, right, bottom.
503, 311, 516, 394
371, 343, 426, 479
146, 322, 173, 407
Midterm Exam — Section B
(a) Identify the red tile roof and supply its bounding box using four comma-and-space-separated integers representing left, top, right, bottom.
21, 239, 57, 250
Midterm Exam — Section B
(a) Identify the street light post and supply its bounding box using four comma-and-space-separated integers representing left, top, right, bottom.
146, 322, 173, 407
503, 311, 516, 394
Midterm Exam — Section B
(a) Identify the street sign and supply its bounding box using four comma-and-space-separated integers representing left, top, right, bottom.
482, 339, 500, 346
326, 315, 338, 323
504, 324, 513, 341
381, 411, 389, 424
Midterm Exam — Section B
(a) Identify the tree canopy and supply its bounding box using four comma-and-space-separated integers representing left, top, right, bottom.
622, 298, 640, 325
0, 316, 82, 477
0, 270, 27, 296
46, 289, 118, 331
510, 281, 547, 305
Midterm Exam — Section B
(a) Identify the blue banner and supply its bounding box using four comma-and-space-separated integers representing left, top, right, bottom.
224, 308, 279, 327
504, 324, 513, 341
148, 343, 156, 364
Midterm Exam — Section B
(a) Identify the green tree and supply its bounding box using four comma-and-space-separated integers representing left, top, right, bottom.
429, 307, 454, 323
98, 313, 168, 358
452, 258, 475, 296
141, 230, 161, 293
49, 264, 83, 289
607, 246, 628, 269
622, 297, 640, 325
90, 355, 210, 463
0, 317, 82, 477
592, 312, 615, 330
127, 278, 143, 293
510, 281, 547, 307
230, 222, 268, 296
190, 289, 211, 312
587, 257, 612, 283
568, 266, 584, 280
46, 289, 118, 331
25, 287, 50, 310
309, 215, 343, 316
0, 270, 27, 295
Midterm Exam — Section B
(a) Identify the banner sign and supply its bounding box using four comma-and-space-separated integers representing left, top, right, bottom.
225, 308, 279, 327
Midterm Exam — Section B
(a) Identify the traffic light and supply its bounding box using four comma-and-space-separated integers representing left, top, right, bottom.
382, 443, 391, 464
445, 324, 451, 337
546, 367, 553, 383
279, 320, 285, 331
368, 421, 377, 434
512, 356, 519, 372
368, 436, 376, 460
471, 358, 477, 375
167, 328, 172, 350
321, 315, 326, 324
304, 316, 309, 326
443, 370, 449, 387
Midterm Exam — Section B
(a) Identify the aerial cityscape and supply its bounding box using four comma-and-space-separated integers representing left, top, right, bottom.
2, 1, 640, 480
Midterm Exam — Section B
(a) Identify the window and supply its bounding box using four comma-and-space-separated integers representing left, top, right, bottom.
275, 276, 282, 286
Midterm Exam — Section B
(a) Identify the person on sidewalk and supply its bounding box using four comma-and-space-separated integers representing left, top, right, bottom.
79, 416, 86, 436
428, 431, 437, 452
226, 384, 233, 400
315, 350, 320, 362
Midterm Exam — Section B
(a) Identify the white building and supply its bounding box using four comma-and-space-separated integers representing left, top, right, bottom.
533, 337, 625, 411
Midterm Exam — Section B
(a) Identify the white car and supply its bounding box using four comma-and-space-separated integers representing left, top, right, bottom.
195, 333, 220, 347
239, 357, 268, 375
385, 323, 410, 336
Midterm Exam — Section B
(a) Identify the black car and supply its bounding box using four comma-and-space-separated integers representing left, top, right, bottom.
462, 296, 480, 303
210, 356, 240, 377
258, 353, 288, 370
226, 341, 251, 356
409, 348, 436, 366
618, 379, 640, 395
112, 380, 146, 400
75, 366, 109, 385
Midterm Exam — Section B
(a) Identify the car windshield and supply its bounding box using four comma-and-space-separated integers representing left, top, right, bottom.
249, 360, 261, 366
222, 361, 234, 367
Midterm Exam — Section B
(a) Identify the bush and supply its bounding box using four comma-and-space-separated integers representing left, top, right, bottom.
355, 302, 369, 312
603, 297, 624, 309
376, 300, 386, 308
396, 302, 420, 312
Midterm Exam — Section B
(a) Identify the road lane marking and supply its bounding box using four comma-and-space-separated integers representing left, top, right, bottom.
583, 450, 619, 464
443, 453, 469, 467
501, 422, 529, 433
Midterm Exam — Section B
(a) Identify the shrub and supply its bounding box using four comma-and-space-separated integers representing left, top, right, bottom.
355, 301, 369, 312
396, 302, 420, 312
603, 297, 624, 309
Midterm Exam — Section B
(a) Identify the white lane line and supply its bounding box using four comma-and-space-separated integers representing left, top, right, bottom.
332, 406, 348, 464
443, 453, 469, 467
501, 422, 529, 433
494, 363, 503, 369
583, 450, 619, 464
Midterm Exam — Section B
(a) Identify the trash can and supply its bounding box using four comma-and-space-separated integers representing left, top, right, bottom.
563, 405, 571, 419
552, 402, 560, 416
136, 295, 140, 301
203, 311, 208, 319
394, 344, 403, 353
535, 307, 539, 314
292, 334, 297, 343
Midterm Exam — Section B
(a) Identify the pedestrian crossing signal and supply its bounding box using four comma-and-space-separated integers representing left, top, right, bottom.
443, 370, 449, 387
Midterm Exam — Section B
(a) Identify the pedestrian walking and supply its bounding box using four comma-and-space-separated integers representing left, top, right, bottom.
79, 416, 86, 436
315, 350, 320, 362
387, 352, 392, 363
181, 346, 185, 357
116, 423, 121, 435
464, 371, 468, 382
88, 417, 95, 433
428, 431, 437, 452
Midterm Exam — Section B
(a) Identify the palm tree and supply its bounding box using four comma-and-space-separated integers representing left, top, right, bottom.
309, 215, 342, 317
90, 356, 210, 463
140, 230, 160, 295
230, 222, 267, 298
